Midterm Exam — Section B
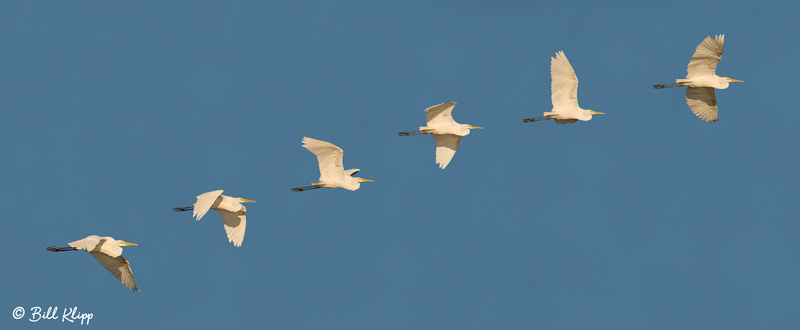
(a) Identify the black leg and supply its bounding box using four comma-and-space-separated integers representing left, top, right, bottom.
522, 117, 549, 123
46, 246, 77, 252
173, 206, 194, 212
652, 83, 679, 89
292, 185, 322, 192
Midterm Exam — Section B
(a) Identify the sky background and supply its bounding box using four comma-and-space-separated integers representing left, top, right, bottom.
2, 1, 799, 329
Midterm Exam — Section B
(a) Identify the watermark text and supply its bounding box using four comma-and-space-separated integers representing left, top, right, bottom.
12, 306, 93, 325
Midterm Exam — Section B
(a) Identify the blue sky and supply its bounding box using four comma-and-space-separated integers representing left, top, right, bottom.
2, 1, 799, 329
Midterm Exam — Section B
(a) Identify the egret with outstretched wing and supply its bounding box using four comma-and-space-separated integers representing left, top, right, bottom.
292, 137, 373, 191
173, 190, 255, 247
523, 51, 605, 124
47, 235, 139, 291
398, 102, 483, 169
653, 35, 742, 122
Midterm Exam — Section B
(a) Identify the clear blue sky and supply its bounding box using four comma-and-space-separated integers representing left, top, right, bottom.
2, 1, 799, 329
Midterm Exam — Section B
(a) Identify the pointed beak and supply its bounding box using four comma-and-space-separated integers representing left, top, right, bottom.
590, 111, 606, 115
468, 125, 483, 129
728, 78, 743, 82
358, 178, 374, 182
240, 198, 256, 203
121, 241, 138, 246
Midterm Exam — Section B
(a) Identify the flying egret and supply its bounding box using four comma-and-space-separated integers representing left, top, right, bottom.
292, 137, 373, 191
47, 235, 139, 291
652, 35, 742, 122
397, 102, 483, 169
523, 51, 605, 124
173, 190, 254, 247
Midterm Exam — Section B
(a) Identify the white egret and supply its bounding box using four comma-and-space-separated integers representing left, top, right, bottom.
653, 35, 742, 122
523, 51, 605, 124
47, 235, 139, 291
173, 190, 254, 247
292, 137, 373, 191
397, 102, 483, 169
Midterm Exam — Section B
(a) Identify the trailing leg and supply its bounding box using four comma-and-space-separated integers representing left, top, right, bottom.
46, 246, 77, 252
522, 116, 549, 123
291, 185, 322, 192
652, 83, 679, 89
397, 131, 424, 136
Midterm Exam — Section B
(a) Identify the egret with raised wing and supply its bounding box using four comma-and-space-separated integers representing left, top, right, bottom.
292, 137, 373, 191
47, 235, 139, 291
652, 35, 742, 122
523, 51, 605, 124
398, 102, 483, 169
173, 190, 254, 247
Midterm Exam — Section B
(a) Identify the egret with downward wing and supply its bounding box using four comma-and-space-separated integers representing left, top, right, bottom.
398, 102, 483, 169
173, 190, 255, 247
47, 235, 139, 291
653, 35, 742, 122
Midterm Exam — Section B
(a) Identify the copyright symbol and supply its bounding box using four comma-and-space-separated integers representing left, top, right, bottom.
12, 307, 24, 319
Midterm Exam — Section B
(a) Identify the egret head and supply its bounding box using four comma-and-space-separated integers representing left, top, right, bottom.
342, 177, 373, 191
460, 124, 483, 135
725, 78, 743, 88
580, 110, 605, 121
718, 77, 742, 89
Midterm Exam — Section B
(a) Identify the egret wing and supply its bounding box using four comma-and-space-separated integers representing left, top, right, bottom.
685, 87, 718, 122
89, 239, 138, 291
432, 134, 462, 169
425, 102, 458, 127
551, 51, 579, 110
686, 35, 724, 79
193, 190, 223, 221
214, 207, 246, 247
345, 169, 360, 177
302, 137, 346, 181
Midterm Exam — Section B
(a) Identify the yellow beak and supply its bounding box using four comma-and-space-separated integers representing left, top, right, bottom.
728, 78, 743, 82
358, 178, 374, 182
468, 125, 484, 129
121, 241, 138, 246
240, 198, 256, 203
590, 111, 606, 115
